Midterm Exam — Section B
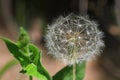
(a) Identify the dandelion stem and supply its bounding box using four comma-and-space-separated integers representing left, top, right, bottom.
72, 34, 77, 80
73, 63, 76, 80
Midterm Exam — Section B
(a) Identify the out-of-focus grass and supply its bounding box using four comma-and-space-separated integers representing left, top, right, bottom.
0, 59, 18, 79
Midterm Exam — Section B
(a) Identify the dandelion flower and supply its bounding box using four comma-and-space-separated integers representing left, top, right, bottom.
45, 13, 104, 65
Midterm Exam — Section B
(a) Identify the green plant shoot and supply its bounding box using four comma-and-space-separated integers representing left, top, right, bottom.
0, 27, 52, 80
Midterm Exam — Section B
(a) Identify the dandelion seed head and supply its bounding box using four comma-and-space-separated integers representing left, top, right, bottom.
45, 13, 105, 65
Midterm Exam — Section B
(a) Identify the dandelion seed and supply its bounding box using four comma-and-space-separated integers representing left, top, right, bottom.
45, 13, 105, 65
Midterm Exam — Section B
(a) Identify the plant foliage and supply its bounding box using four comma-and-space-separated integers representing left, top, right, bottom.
0, 27, 85, 80
0, 27, 52, 80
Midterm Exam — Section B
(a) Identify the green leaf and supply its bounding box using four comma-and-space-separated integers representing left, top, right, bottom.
0, 37, 30, 67
53, 62, 85, 80
0, 27, 52, 80
26, 44, 52, 80
23, 63, 47, 80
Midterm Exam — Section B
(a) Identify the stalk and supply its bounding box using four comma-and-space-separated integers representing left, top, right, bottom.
0, 59, 18, 79
29, 76, 33, 80
73, 63, 76, 80
72, 34, 77, 80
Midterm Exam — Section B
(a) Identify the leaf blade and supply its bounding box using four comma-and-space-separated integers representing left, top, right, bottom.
53, 62, 85, 80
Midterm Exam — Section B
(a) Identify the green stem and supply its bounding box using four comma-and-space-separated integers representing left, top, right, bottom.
29, 76, 33, 80
0, 59, 18, 79
73, 63, 76, 80
71, 33, 77, 80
